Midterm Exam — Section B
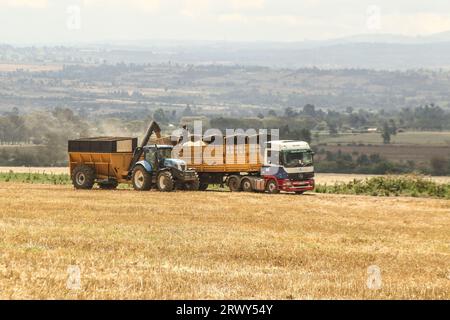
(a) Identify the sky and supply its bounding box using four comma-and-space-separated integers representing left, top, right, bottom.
1, 0, 450, 44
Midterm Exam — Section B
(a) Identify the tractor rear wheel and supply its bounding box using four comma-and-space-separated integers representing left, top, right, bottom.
99, 181, 118, 190
132, 166, 152, 191
228, 175, 241, 192
156, 171, 175, 192
72, 165, 95, 190
184, 174, 200, 191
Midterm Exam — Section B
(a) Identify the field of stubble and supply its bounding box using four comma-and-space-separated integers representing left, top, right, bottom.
0, 183, 449, 299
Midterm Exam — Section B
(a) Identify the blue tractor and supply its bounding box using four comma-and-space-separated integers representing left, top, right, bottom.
127, 121, 199, 192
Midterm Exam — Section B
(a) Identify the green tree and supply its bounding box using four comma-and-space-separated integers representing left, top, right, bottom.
388, 119, 397, 135
303, 104, 316, 116
182, 105, 194, 117
153, 108, 168, 123
268, 109, 277, 117
284, 107, 296, 118
381, 122, 391, 144
327, 121, 338, 136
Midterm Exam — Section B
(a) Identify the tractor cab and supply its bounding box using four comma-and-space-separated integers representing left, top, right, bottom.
143, 145, 185, 171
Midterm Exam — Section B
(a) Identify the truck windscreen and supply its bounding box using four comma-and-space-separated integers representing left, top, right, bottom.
281, 150, 313, 167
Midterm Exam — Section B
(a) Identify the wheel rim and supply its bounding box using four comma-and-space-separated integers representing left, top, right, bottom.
134, 170, 144, 189
268, 181, 276, 192
75, 172, 86, 185
243, 180, 251, 190
159, 175, 167, 189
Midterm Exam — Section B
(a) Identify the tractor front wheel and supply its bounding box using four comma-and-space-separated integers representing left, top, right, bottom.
132, 166, 152, 191
72, 165, 95, 190
156, 171, 175, 192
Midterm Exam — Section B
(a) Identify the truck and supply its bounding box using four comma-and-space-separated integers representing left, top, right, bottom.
174, 134, 315, 194
68, 121, 200, 191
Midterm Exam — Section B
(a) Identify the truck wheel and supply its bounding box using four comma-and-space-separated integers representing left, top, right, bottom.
132, 166, 152, 191
295, 191, 304, 195
228, 176, 241, 192
265, 179, 280, 194
99, 181, 118, 190
199, 183, 209, 191
156, 171, 175, 192
241, 178, 253, 192
72, 165, 95, 190
185, 174, 200, 191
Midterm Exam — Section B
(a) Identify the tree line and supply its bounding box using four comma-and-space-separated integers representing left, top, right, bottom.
0, 104, 449, 172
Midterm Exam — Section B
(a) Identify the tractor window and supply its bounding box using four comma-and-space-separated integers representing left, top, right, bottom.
157, 148, 172, 159
145, 150, 157, 167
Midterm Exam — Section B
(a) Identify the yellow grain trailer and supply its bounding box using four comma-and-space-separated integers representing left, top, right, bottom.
68, 137, 137, 189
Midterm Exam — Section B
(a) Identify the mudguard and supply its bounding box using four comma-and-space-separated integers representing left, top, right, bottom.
135, 160, 153, 173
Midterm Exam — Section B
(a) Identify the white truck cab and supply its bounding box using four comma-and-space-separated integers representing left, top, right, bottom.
261, 140, 315, 193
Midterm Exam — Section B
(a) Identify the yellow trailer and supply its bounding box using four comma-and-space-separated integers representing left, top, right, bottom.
177, 137, 262, 172
174, 135, 315, 194
69, 151, 134, 185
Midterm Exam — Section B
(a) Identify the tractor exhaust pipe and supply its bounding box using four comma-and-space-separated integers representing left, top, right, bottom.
128, 121, 161, 173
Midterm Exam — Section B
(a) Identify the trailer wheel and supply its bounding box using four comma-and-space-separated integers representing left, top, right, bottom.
99, 181, 118, 190
132, 166, 152, 191
184, 174, 200, 191
265, 179, 280, 194
156, 171, 175, 192
199, 183, 209, 191
241, 178, 253, 192
228, 175, 241, 192
72, 165, 95, 190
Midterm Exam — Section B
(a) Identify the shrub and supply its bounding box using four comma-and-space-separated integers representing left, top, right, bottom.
315, 175, 450, 199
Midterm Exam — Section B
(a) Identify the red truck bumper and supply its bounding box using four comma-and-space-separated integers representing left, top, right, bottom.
279, 179, 315, 193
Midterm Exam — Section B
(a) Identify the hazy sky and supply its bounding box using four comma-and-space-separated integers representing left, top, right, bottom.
1, 0, 450, 44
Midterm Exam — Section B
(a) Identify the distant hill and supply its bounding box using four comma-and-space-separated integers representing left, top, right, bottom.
3, 31, 450, 69
85, 30, 450, 69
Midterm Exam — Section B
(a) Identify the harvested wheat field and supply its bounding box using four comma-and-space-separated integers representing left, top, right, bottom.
0, 183, 449, 299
